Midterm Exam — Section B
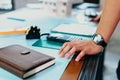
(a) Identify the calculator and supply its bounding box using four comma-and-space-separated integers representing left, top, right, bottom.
47, 33, 84, 43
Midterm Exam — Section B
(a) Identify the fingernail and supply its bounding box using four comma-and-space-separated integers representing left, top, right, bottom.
65, 54, 69, 59
59, 54, 63, 57
75, 58, 79, 62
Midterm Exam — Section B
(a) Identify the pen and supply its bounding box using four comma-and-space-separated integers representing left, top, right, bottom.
0, 29, 27, 35
7, 17, 26, 22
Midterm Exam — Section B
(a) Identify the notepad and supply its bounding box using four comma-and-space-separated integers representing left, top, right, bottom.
51, 23, 97, 36
0, 44, 55, 79
0, 17, 28, 35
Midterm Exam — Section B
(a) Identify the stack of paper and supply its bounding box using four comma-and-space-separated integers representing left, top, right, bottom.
51, 23, 97, 36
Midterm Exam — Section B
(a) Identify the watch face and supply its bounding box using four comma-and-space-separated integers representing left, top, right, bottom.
93, 34, 103, 44
92, 33, 107, 47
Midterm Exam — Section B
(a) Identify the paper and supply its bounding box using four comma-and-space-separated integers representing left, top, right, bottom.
0, 17, 28, 35
51, 23, 97, 36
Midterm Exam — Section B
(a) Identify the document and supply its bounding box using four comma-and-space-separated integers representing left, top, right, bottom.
51, 23, 97, 36
0, 17, 28, 35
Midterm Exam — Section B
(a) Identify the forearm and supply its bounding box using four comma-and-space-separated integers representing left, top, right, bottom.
96, 0, 120, 43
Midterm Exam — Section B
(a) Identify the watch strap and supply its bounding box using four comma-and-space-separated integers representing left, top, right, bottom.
99, 39, 107, 47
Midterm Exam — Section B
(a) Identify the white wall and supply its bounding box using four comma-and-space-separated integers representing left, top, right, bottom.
0, 0, 104, 14
0, 0, 39, 14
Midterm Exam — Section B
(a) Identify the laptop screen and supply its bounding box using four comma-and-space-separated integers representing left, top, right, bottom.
0, 0, 14, 10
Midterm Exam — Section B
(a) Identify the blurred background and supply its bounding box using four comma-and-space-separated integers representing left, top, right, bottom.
0, 0, 119, 80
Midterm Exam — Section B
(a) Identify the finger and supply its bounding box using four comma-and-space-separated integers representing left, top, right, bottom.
93, 15, 100, 22
65, 47, 76, 59
59, 44, 72, 57
75, 51, 85, 62
59, 42, 68, 54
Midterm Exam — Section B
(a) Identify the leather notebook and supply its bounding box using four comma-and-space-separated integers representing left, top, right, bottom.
0, 44, 55, 78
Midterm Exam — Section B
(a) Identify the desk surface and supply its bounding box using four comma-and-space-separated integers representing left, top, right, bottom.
0, 8, 74, 80
0, 7, 102, 80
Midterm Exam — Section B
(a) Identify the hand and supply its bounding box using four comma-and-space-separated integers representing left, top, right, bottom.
92, 14, 101, 22
92, 11, 102, 22
59, 40, 103, 61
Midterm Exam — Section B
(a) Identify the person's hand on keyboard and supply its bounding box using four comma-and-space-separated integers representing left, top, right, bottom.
84, 9, 102, 22
92, 14, 101, 22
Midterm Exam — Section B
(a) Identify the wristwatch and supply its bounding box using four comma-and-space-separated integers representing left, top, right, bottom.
92, 33, 107, 47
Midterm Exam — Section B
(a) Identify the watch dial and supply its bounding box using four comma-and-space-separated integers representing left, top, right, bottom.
92, 33, 107, 47
94, 34, 102, 44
